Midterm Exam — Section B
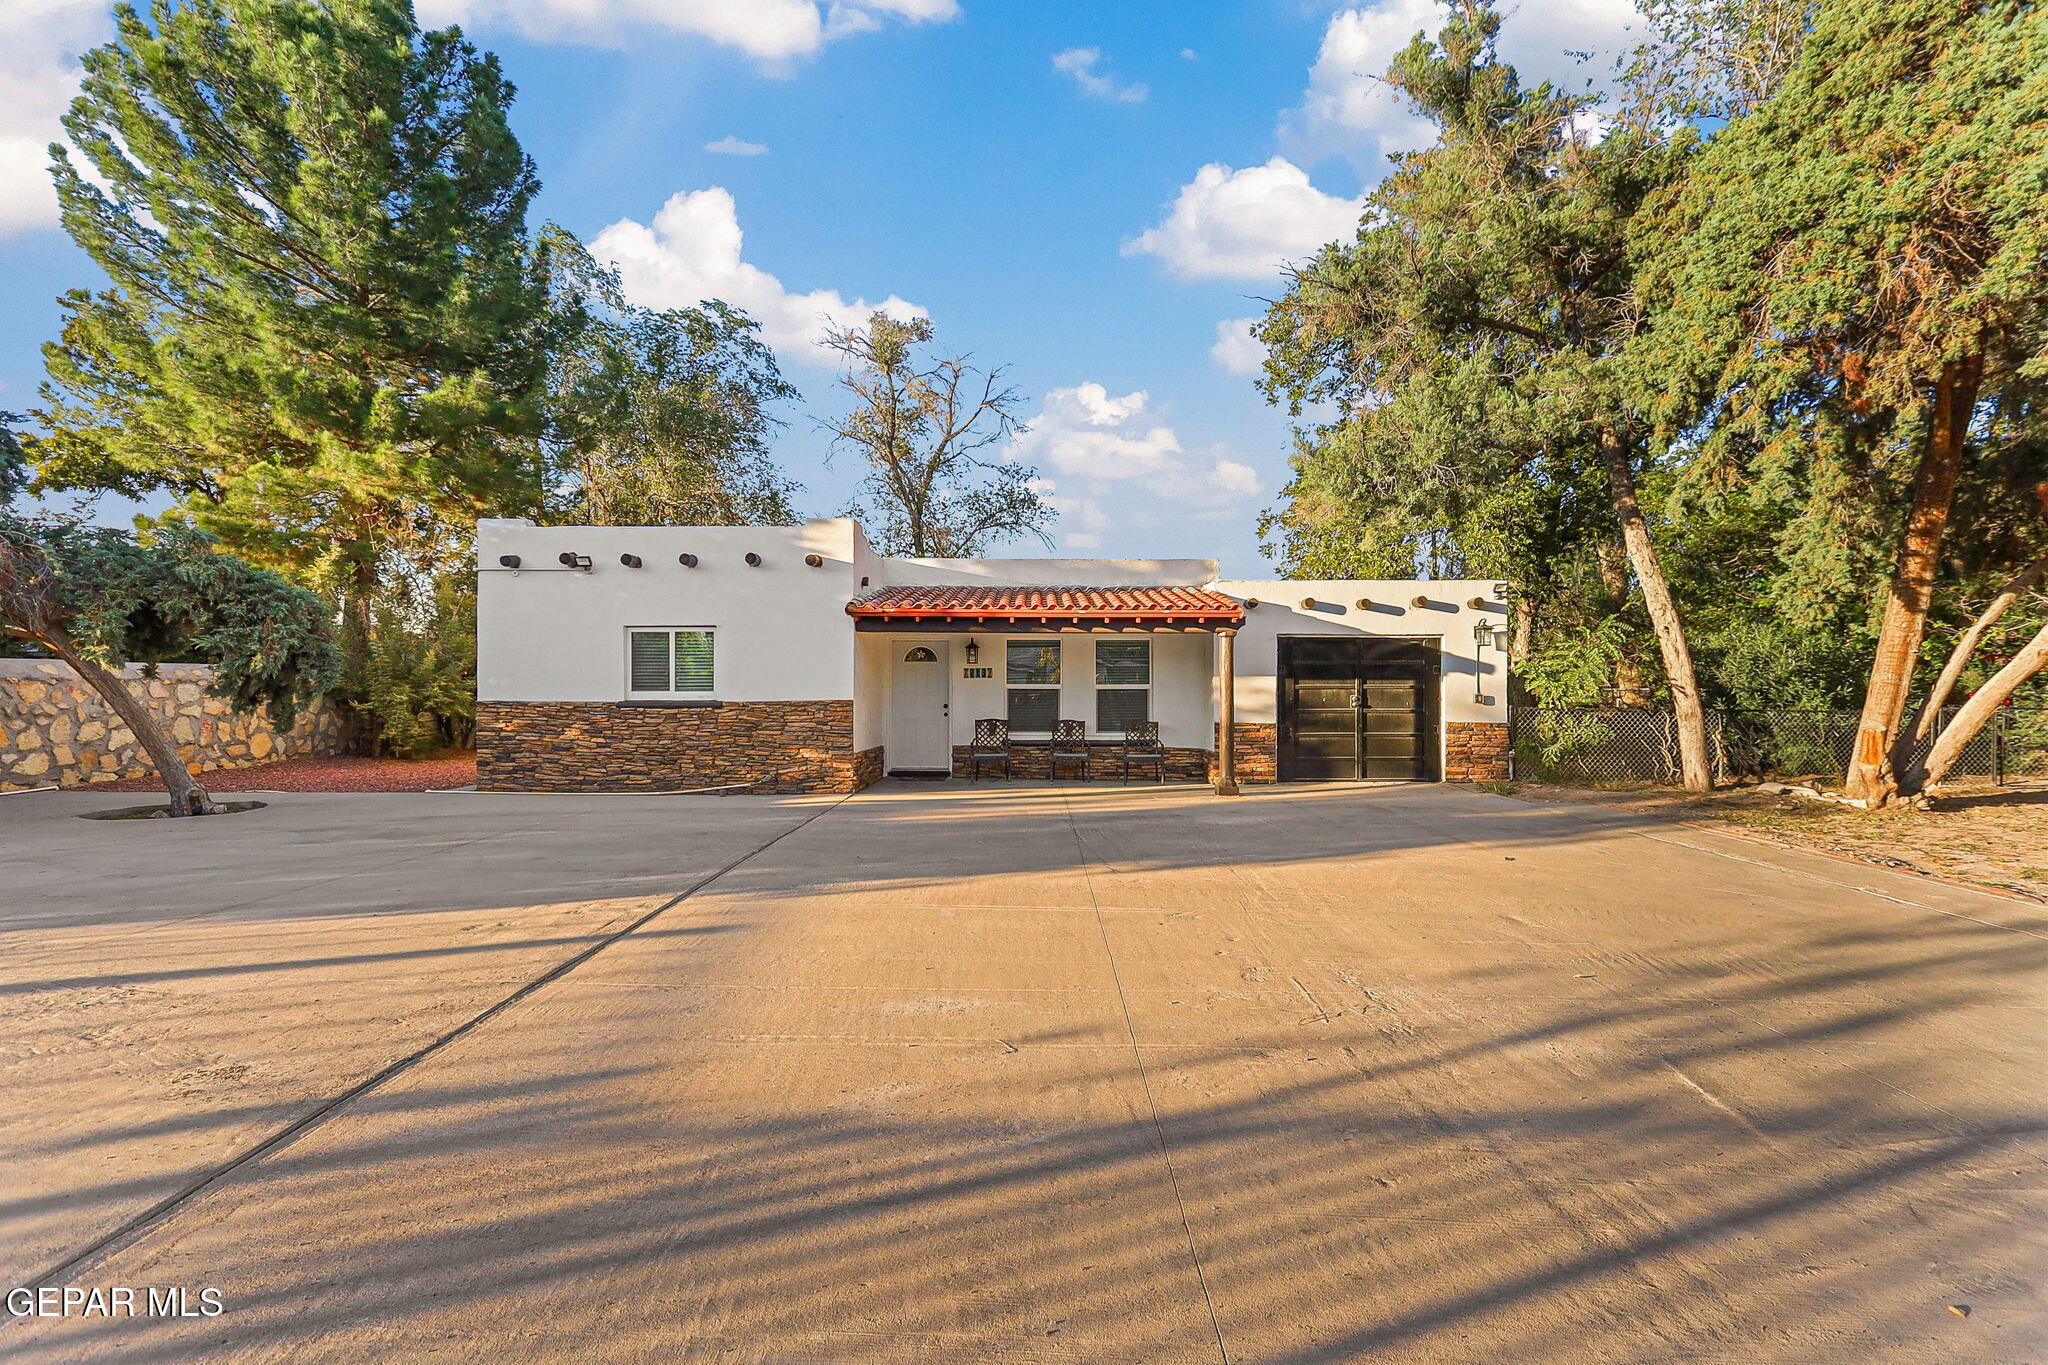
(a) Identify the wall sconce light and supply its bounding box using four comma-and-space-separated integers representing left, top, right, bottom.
744, 552, 763, 566
1473, 619, 1501, 704
558, 552, 591, 570
963, 639, 980, 665
497, 554, 521, 569
619, 554, 643, 569
803, 553, 824, 567
677, 553, 698, 567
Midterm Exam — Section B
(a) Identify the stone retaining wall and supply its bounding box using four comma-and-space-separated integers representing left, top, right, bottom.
1445, 720, 1511, 781
0, 659, 345, 792
476, 699, 879, 794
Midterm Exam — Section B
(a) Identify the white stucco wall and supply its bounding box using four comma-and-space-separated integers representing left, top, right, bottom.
1207, 579, 1511, 727
476, 518, 864, 703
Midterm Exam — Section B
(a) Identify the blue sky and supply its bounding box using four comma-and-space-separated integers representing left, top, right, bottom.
0, 0, 1640, 575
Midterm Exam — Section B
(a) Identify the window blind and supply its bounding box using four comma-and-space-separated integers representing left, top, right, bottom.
671, 630, 714, 691
1008, 688, 1059, 733
629, 631, 673, 692
1096, 688, 1149, 732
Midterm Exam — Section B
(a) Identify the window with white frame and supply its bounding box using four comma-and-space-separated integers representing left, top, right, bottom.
1006, 640, 1060, 734
1094, 639, 1150, 733
627, 628, 715, 697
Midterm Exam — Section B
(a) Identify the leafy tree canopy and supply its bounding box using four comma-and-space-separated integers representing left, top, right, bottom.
538, 232, 800, 527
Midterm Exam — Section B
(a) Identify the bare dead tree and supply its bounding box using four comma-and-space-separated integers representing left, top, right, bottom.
820, 313, 1052, 557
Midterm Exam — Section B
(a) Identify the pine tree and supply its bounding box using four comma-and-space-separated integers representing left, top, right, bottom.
1636, 0, 2047, 805
33, 0, 552, 663
1260, 0, 1718, 788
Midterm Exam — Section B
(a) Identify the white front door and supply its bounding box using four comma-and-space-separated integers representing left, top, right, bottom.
889, 641, 951, 771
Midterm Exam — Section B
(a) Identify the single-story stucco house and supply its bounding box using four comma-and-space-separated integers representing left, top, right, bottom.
474, 517, 1511, 793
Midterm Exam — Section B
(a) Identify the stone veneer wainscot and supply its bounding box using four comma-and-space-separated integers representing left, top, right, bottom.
1444, 721, 1511, 781
476, 699, 881, 794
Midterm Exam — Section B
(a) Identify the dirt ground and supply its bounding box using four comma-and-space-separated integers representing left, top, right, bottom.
1497, 778, 2048, 904
94, 752, 478, 793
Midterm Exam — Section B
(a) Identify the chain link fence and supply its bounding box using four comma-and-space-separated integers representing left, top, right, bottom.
1509, 706, 2048, 786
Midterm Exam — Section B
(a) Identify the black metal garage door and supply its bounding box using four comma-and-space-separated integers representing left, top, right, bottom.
1279, 637, 1440, 781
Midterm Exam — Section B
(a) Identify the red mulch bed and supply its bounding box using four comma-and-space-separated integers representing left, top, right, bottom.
94, 753, 478, 793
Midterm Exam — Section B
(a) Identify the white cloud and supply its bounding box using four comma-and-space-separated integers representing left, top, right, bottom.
1210, 316, 1263, 377
1051, 47, 1147, 103
0, 0, 113, 237
704, 135, 770, 156
412, 0, 958, 62
1010, 383, 1264, 541
1124, 157, 1363, 282
1281, 0, 1641, 170
1179, 47, 1198, 61
589, 187, 924, 363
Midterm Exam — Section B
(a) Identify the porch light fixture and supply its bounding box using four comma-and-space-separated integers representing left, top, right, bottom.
1473, 619, 1501, 704
620, 553, 643, 568
558, 552, 592, 570
745, 552, 763, 567
963, 639, 980, 665
678, 553, 698, 568
497, 554, 521, 569
804, 553, 824, 567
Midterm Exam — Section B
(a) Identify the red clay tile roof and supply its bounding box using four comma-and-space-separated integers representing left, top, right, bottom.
847, 584, 1244, 624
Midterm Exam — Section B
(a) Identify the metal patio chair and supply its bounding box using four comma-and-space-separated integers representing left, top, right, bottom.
966, 718, 1012, 781
1049, 719, 1091, 782
1120, 720, 1166, 784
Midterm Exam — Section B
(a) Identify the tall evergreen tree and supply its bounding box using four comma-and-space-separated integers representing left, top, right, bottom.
32, 0, 552, 661
1261, 1, 1717, 787
1637, 0, 2047, 805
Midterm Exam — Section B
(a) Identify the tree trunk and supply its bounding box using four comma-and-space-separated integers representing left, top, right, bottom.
1594, 540, 1651, 705
1905, 552, 2048, 749
1598, 425, 1713, 790
1912, 617, 2048, 793
49, 639, 218, 816
1845, 356, 1983, 806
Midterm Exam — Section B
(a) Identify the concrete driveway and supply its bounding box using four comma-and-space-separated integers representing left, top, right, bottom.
2, 781, 2043, 1363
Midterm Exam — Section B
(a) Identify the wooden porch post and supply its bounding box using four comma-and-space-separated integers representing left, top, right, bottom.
1215, 627, 1241, 796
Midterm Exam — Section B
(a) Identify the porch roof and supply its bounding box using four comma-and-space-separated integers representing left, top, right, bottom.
846, 584, 1245, 631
